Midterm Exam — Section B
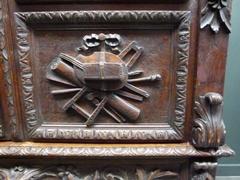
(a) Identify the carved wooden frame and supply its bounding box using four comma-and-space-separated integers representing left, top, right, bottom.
14, 10, 191, 141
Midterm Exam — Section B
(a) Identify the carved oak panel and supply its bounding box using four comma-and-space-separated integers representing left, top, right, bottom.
0, 0, 235, 179
14, 10, 191, 142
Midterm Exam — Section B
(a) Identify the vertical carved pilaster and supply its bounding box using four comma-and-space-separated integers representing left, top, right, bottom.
192, 162, 217, 180
192, 92, 225, 149
0, 0, 18, 139
200, 0, 231, 33
0, 0, 4, 137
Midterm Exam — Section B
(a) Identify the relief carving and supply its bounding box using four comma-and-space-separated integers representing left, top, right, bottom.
0, 0, 17, 137
0, 0, 3, 137
0, 144, 234, 158
192, 93, 226, 149
46, 33, 161, 126
192, 162, 217, 180
200, 0, 231, 33
0, 166, 179, 180
14, 11, 190, 140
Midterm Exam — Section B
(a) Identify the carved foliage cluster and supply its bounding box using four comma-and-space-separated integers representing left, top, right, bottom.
14, 10, 191, 140
0, 166, 178, 180
192, 162, 217, 180
192, 93, 226, 149
201, 0, 231, 33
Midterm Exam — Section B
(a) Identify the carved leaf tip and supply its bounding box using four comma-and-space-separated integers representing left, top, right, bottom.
200, 0, 231, 33
204, 92, 223, 105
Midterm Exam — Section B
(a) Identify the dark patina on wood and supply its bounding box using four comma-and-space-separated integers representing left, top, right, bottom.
14, 10, 191, 142
0, 0, 234, 179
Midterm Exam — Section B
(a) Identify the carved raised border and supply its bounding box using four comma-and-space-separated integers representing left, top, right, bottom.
14, 11, 191, 141
0, 143, 234, 157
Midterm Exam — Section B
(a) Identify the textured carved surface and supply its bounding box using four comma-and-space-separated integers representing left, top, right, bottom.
193, 92, 226, 149
15, 11, 190, 25
192, 162, 217, 180
200, 0, 231, 33
0, 143, 234, 157
0, 0, 2, 137
14, 10, 191, 140
0, 126, 2, 137
0, 0, 4, 137
0, 0, 18, 138
15, 11, 38, 135
46, 33, 161, 126
0, 165, 178, 180
31, 126, 181, 140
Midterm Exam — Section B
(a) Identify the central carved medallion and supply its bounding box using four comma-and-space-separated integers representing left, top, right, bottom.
46, 33, 161, 126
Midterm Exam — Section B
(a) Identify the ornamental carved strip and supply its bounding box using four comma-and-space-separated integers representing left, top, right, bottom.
0, 144, 234, 157
15, 12, 38, 135
14, 11, 191, 139
31, 127, 180, 140
0, 166, 178, 180
0, 0, 17, 137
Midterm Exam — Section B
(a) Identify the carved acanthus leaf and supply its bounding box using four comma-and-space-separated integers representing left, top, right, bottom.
193, 92, 226, 149
200, 0, 231, 33
136, 168, 178, 180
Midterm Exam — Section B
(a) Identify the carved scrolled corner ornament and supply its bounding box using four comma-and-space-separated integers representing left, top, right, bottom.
46, 33, 161, 126
200, 0, 231, 33
192, 162, 217, 180
0, 166, 179, 179
192, 92, 226, 149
